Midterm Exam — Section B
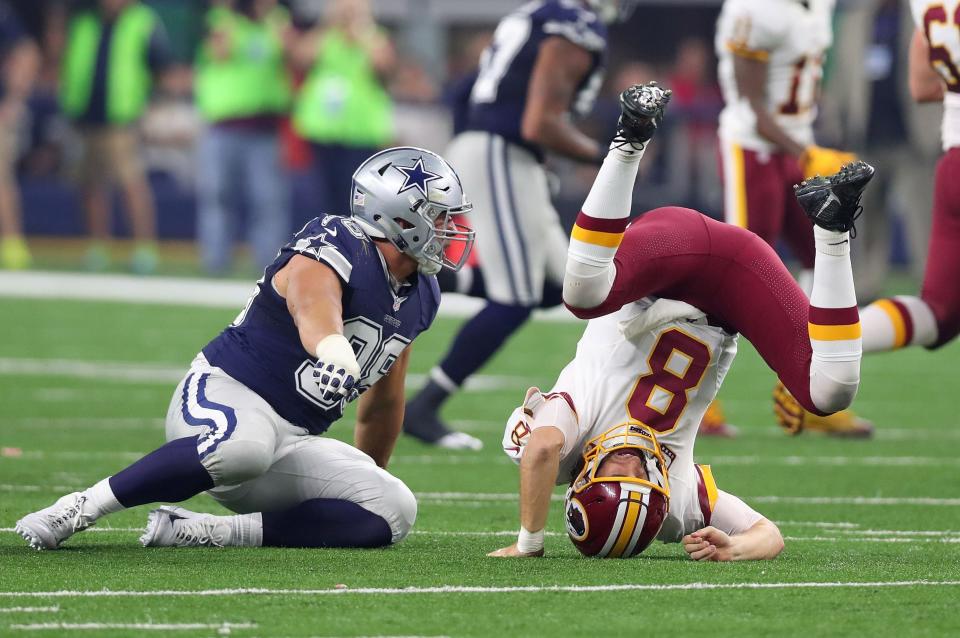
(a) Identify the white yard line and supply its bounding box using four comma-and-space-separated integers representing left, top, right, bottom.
2, 418, 165, 430
704, 455, 960, 468
3, 527, 958, 544
0, 358, 527, 392
9, 622, 255, 631
6, 448, 958, 469
389, 455, 511, 465
0, 528, 142, 534
0, 608, 59, 614
0, 271, 577, 321
735, 427, 960, 440
4, 415, 956, 440
414, 492, 960, 507
750, 495, 960, 506
1, 581, 959, 599
783, 536, 960, 544
2, 452, 145, 462
0, 484, 83, 493
5, 485, 959, 507
775, 521, 859, 528
0, 358, 184, 384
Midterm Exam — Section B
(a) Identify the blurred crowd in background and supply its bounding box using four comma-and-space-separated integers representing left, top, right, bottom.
0, 0, 943, 290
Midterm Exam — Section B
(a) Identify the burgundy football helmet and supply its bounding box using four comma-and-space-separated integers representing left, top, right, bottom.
564, 422, 670, 558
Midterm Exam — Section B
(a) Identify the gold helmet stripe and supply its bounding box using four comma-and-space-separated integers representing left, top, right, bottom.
608, 491, 645, 558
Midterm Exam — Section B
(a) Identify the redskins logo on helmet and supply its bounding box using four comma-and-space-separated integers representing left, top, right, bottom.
564, 422, 670, 558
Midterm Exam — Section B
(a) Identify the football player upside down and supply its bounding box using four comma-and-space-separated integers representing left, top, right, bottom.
490, 83, 874, 559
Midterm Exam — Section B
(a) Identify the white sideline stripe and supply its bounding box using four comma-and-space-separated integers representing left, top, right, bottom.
2, 581, 959, 598
0, 271, 577, 321
0, 358, 527, 392
12, 623, 254, 632
0, 608, 59, 614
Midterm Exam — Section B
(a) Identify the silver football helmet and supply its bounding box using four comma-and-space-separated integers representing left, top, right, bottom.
350, 147, 475, 276
585, 0, 639, 23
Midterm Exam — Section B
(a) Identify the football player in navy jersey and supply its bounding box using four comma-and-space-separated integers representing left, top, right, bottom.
404, 0, 637, 450
15, 147, 475, 551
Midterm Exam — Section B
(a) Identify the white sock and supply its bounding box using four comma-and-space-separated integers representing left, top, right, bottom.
860, 296, 939, 352
224, 513, 263, 547
807, 227, 861, 413
810, 227, 855, 307
81, 478, 124, 521
564, 149, 642, 309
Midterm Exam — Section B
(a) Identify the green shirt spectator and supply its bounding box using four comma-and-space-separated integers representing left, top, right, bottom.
61, 0, 171, 125
195, 4, 292, 123
293, 27, 393, 148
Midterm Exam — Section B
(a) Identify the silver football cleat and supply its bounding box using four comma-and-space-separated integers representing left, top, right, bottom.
141, 506, 229, 548
15, 492, 95, 550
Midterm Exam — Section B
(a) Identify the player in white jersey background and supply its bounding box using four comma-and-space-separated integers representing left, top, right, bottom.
714, 0, 871, 437
821, 1, 940, 303
857, 0, 960, 354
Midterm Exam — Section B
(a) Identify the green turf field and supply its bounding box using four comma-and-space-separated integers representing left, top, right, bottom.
1, 295, 959, 637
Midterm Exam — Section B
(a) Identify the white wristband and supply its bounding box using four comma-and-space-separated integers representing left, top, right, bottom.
315, 334, 356, 365
517, 526, 545, 554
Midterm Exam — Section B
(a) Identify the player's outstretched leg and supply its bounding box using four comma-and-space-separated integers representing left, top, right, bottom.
859, 296, 939, 351
15, 436, 216, 550
774, 162, 874, 436
142, 436, 416, 549
141, 499, 393, 549
564, 82, 670, 310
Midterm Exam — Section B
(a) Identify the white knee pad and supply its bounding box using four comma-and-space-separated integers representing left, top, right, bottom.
809, 358, 860, 414
562, 258, 616, 309
363, 474, 418, 544
202, 439, 273, 487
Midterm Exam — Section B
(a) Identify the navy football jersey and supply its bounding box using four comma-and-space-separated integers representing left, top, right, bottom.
467, 0, 607, 158
203, 215, 440, 435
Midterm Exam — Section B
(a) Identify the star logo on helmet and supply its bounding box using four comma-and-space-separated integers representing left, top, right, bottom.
394, 157, 442, 197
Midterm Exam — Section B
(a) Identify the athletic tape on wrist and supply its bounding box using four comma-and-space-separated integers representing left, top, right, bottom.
517, 526, 545, 554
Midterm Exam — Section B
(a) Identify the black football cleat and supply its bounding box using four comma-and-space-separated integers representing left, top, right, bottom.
794, 160, 875, 234
613, 82, 672, 151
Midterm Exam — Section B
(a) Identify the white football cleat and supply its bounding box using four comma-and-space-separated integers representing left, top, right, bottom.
141, 506, 231, 548
15, 492, 95, 550
436, 431, 484, 451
